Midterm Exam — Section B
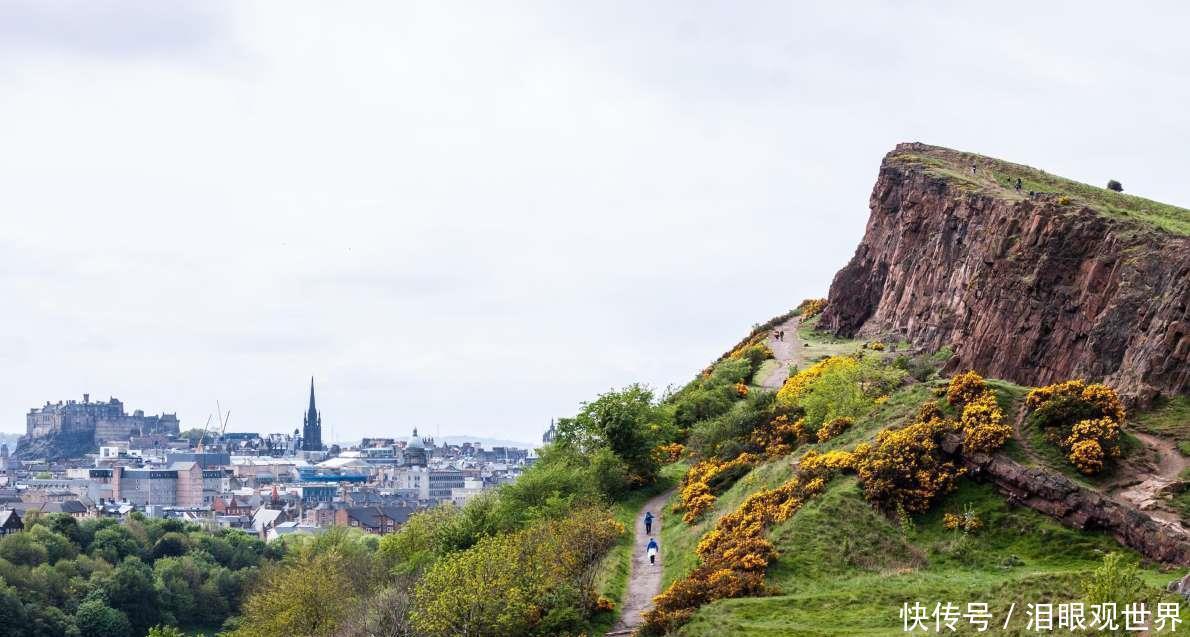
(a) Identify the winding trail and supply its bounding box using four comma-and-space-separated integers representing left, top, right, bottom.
1113, 431, 1188, 529
607, 490, 673, 636
760, 316, 802, 389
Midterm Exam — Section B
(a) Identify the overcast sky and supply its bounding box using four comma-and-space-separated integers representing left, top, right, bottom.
1, 2, 1187, 445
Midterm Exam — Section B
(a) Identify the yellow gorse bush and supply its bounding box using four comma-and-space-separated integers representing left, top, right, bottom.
678, 453, 759, 523
945, 371, 1013, 456
643, 456, 840, 635
1025, 379, 1125, 475
749, 414, 805, 458
652, 442, 685, 464
947, 370, 988, 407
776, 356, 857, 406
800, 298, 827, 319
816, 416, 853, 443
851, 416, 964, 514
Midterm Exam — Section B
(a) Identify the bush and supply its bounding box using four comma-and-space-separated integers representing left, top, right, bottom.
644, 453, 843, 635
1026, 380, 1125, 474
946, 370, 987, 408
778, 355, 905, 429
816, 417, 853, 443
749, 414, 804, 458
1106, 179, 1123, 192
852, 417, 964, 514
652, 442, 685, 464
960, 392, 1012, 455
799, 298, 827, 319
678, 453, 759, 523
410, 508, 622, 637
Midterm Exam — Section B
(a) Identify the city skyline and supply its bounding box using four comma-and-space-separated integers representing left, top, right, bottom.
3, 2, 1189, 443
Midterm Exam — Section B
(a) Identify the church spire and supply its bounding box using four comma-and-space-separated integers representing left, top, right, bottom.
302, 377, 322, 451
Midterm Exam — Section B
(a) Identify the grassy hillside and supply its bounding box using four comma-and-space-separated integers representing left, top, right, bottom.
676, 479, 1178, 636
888, 144, 1190, 236
650, 312, 1189, 636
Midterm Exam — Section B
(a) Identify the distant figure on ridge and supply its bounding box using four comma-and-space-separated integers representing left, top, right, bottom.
646, 537, 659, 565
644, 510, 654, 534
1015, 177, 1023, 191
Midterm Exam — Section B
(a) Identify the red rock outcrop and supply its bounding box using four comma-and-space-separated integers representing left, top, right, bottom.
940, 434, 1190, 565
820, 143, 1190, 403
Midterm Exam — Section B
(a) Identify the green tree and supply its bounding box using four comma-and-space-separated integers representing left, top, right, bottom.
0, 583, 28, 634
147, 626, 185, 637
410, 508, 622, 637
102, 557, 160, 636
150, 532, 189, 560
555, 384, 666, 484
90, 527, 140, 564
0, 531, 49, 566
42, 513, 84, 546
231, 550, 360, 637
28, 526, 78, 564
75, 599, 131, 637
27, 604, 80, 637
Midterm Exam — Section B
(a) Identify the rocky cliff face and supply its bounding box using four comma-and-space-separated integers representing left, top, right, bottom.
820, 143, 1190, 403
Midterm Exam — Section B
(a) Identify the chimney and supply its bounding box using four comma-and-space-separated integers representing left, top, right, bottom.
83, 393, 90, 403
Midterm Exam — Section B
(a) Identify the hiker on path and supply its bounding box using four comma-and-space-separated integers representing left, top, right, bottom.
646, 538, 659, 565
644, 511, 654, 535
1015, 177, 1023, 191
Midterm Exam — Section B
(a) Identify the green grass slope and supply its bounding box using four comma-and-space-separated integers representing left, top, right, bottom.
653, 320, 1188, 636
676, 478, 1179, 636
889, 144, 1190, 236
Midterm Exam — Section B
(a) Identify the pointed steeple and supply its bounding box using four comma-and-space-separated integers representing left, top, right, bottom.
302, 377, 322, 451
308, 376, 317, 414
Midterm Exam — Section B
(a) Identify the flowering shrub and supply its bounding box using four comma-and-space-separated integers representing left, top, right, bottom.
777, 357, 851, 406
735, 382, 749, 398
942, 507, 983, 533
851, 417, 964, 514
678, 453, 758, 523
1025, 380, 1125, 475
595, 596, 615, 612
749, 415, 804, 458
652, 442, 685, 465
947, 370, 988, 408
816, 417, 853, 443
798, 449, 855, 480
800, 298, 827, 319
643, 457, 839, 635
1068, 438, 1106, 475
865, 340, 887, 351
959, 392, 1011, 454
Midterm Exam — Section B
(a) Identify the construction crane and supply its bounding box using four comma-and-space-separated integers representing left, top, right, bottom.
196, 414, 214, 453
215, 400, 231, 450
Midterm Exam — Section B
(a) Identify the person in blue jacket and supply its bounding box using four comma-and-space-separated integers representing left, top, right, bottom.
644, 510, 654, 534
646, 537, 659, 565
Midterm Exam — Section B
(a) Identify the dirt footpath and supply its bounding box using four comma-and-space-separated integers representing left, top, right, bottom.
607, 490, 673, 635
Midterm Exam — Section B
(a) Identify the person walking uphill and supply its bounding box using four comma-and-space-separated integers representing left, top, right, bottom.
644, 510, 654, 535
646, 538, 659, 565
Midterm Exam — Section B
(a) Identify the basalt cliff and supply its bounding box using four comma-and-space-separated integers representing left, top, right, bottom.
820, 143, 1190, 404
